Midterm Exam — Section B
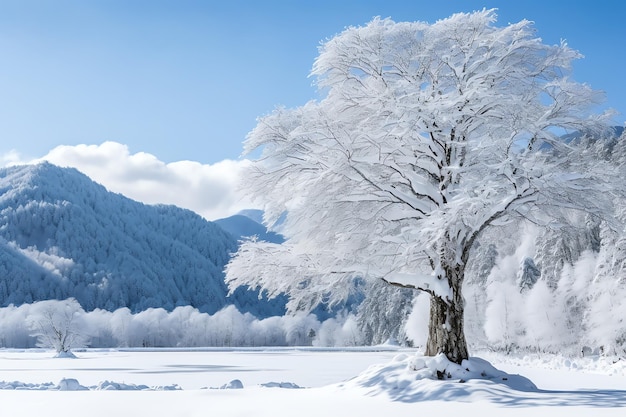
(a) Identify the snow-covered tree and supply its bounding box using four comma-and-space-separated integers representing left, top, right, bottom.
27, 298, 89, 357
226, 10, 612, 363
518, 257, 541, 292
356, 279, 414, 345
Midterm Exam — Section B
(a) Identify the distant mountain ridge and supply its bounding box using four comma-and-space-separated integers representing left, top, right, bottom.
0, 162, 284, 316
215, 211, 284, 244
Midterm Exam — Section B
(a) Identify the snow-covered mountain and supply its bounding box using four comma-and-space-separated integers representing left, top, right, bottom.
0, 162, 283, 315
214, 210, 284, 244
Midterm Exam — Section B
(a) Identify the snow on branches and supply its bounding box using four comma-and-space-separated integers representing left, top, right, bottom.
226, 9, 612, 363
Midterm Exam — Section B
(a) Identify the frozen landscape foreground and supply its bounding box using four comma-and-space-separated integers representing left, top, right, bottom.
1, 348, 625, 416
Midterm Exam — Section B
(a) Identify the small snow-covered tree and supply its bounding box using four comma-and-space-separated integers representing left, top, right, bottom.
518, 257, 541, 292
27, 298, 89, 357
356, 278, 414, 345
226, 10, 612, 363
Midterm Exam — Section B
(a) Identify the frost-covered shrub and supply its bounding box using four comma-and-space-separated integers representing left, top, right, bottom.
0, 300, 361, 349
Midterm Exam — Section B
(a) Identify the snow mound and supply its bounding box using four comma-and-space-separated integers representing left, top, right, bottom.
216, 379, 244, 389
93, 380, 179, 391
0, 381, 56, 390
95, 381, 149, 391
340, 353, 537, 401
204, 380, 303, 390
58, 378, 87, 391
260, 382, 302, 389
0, 379, 181, 391
54, 351, 78, 359
478, 351, 626, 377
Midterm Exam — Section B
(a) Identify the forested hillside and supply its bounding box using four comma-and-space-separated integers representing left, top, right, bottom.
0, 162, 282, 316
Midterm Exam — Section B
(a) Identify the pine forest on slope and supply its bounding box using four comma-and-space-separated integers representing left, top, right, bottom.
0, 162, 284, 316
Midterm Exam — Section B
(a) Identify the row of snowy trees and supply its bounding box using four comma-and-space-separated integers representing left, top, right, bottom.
457, 131, 626, 357
0, 299, 363, 350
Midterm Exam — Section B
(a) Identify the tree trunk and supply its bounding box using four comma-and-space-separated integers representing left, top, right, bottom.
424, 264, 469, 364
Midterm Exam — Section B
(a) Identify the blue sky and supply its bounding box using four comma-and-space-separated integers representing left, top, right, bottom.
0, 1, 624, 220
1, 0, 624, 165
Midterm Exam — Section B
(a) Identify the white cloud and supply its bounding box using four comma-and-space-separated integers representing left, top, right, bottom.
3, 142, 254, 220
1, 149, 25, 166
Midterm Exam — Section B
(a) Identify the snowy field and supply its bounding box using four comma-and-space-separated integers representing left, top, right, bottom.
1, 347, 625, 416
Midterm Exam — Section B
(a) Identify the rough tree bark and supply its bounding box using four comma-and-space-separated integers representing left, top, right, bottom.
385, 262, 470, 364
424, 264, 469, 365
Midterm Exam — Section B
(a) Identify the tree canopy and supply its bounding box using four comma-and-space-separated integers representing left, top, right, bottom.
226, 9, 612, 363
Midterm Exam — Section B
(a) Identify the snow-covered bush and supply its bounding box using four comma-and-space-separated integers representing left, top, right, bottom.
27, 298, 90, 356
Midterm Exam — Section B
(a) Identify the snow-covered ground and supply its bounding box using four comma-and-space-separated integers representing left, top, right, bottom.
1, 347, 625, 416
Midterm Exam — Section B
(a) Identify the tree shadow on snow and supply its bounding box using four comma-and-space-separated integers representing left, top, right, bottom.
357, 375, 626, 408
344, 354, 626, 408
490, 386, 626, 408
